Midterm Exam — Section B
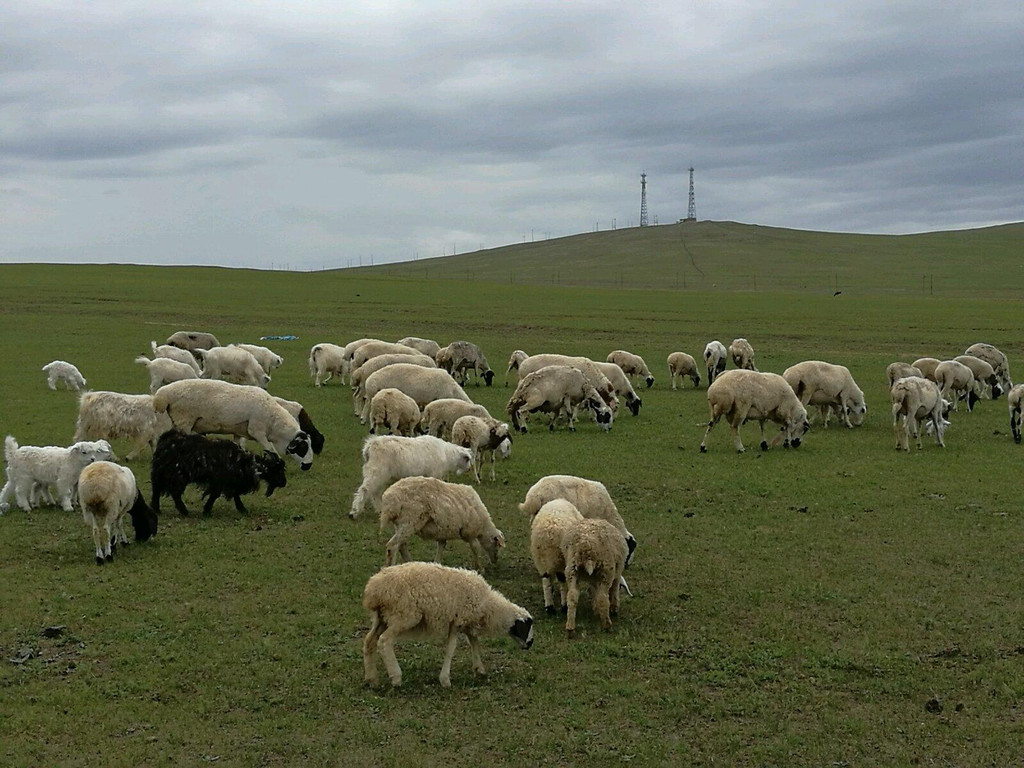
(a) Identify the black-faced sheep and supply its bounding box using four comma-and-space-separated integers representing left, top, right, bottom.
151, 429, 287, 516
964, 343, 1012, 391
77, 461, 157, 565
1, 436, 117, 514
362, 562, 533, 688
954, 355, 1003, 399
369, 388, 422, 436
349, 435, 474, 519
934, 360, 980, 412
782, 360, 867, 428
667, 352, 701, 390
562, 518, 628, 637
42, 360, 87, 391
506, 365, 613, 433
380, 477, 505, 570
891, 376, 950, 451
700, 369, 809, 453
436, 341, 494, 386
73, 391, 174, 460
451, 415, 512, 482
606, 350, 654, 388
593, 361, 642, 416
703, 341, 728, 384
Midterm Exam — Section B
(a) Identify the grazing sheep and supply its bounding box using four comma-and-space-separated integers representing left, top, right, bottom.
349, 435, 474, 519
152, 379, 315, 470
436, 341, 494, 386
397, 337, 442, 358
166, 331, 221, 355
451, 415, 513, 482
362, 562, 533, 688
308, 342, 347, 387
360, 365, 471, 424
703, 341, 728, 384
518, 474, 637, 567
1008, 384, 1024, 444
911, 357, 942, 382
529, 499, 584, 613
352, 341, 423, 372
350, 352, 437, 416
151, 341, 203, 376
667, 352, 701, 390
74, 391, 173, 460
369, 388, 422, 436
700, 369, 810, 453
886, 362, 923, 389
196, 346, 270, 388
515, 354, 618, 413
593, 361, 643, 416
505, 350, 529, 387
934, 359, 980, 412
607, 350, 654, 388
1, 436, 116, 514
728, 338, 757, 371
506, 365, 613, 433
783, 360, 867, 428
273, 397, 326, 454
150, 430, 287, 516
231, 343, 283, 375
964, 343, 1012, 391
421, 399, 491, 439
380, 477, 505, 570
336, 338, 383, 384
135, 355, 198, 394
891, 376, 950, 451
77, 461, 158, 565
42, 360, 87, 392
562, 518, 628, 637
954, 355, 1003, 399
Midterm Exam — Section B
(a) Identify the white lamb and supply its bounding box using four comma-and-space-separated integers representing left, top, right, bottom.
151, 341, 203, 376
1008, 384, 1024, 444
231, 343, 283, 374
349, 434, 474, 519
891, 376, 950, 451
700, 369, 810, 453
782, 360, 867, 428
529, 499, 584, 613
606, 350, 654, 388
703, 341, 728, 384
1, 436, 116, 514
196, 346, 270, 388
362, 562, 534, 688
667, 352, 701, 390
562, 518, 628, 637
369, 388, 422, 436
450, 415, 513, 482
74, 391, 173, 460
42, 360, 87, 391
135, 355, 198, 394
380, 476, 505, 570
77, 461, 157, 565
308, 342, 347, 387
421, 399, 491, 439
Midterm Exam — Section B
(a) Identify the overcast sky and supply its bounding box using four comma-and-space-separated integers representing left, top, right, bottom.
2, 1, 1022, 269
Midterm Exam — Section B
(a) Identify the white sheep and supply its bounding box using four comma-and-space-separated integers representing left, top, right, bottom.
42, 360, 87, 391
954, 355, 1003, 399
515, 354, 618, 413
606, 350, 654, 388
451, 415, 513, 482
667, 352, 701, 390
166, 331, 221, 355
506, 365, 613, 433
593, 361, 643, 416
396, 336, 441, 358
362, 562, 534, 688
886, 362, 923, 388
1, 436, 116, 514
152, 379, 315, 469
352, 340, 423, 372
360, 364, 471, 424
700, 369, 810, 453
1008, 384, 1024, 444
196, 346, 270, 388
965, 343, 1012, 391
518, 474, 637, 566
380, 477, 505, 570
436, 341, 494, 386
728, 338, 757, 370
562, 518, 628, 637
349, 434, 474, 519
74, 391, 173, 460
151, 341, 203, 376
135, 355, 198, 394
77, 461, 157, 565
703, 341, 728, 384
505, 350, 529, 387
231, 343, 283, 374
782, 360, 867, 428
891, 376, 950, 451
934, 359, 980, 412
350, 352, 437, 416
911, 357, 942, 382
369, 388, 422, 436
308, 342, 347, 387
421, 399, 491, 439
529, 499, 584, 613
338, 338, 383, 384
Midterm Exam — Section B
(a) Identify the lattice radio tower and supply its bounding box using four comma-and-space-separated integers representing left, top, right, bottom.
685, 167, 696, 221
639, 172, 649, 227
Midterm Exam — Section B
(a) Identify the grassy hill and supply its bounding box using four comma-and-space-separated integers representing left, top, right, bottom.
357, 220, 1024, 297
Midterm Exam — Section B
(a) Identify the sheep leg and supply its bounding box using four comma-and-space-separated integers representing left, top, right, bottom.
384, 532, 406, 566
488, 452, 496, 482
728, 406, 751, 453
1011, 410, 1022, 444
609, 571, 622, 616
0, 480, 13, 514
362, 613, 383, 685
114, 514, 130, 547
202, 490, 220, 516
471, 453, 481, 484
232, 495, 249, 515
541, 576, 556, 613
377, 625, 406, 687
87, 516, 106, 565
699, 410, 722, 453
171, 487, 191, 516
434, 540, 447, 563
466, 632, 486, 676
468, 540, 483, 571
593, 579, 613, 630
438, 625, 459, 688
565, 571, 580, 638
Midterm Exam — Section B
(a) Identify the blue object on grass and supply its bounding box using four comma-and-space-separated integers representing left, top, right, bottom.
259, 335, 298, 341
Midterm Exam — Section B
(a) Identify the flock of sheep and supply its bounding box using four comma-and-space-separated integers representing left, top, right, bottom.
3, 329, 1022, 689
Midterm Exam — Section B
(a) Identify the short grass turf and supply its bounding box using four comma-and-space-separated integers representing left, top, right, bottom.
1, 262, 1023, 766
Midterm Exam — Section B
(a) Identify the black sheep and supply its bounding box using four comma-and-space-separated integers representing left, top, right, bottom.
151, 430, 288, 516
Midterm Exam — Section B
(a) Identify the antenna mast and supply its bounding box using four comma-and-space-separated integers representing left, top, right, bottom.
639, 172, 649, 227
685, 167, 696, 222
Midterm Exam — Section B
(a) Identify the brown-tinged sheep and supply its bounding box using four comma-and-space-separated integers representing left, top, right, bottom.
886, 362, 923, 388
421, 399, 491, 439
606, 349, 655, 388
505, 350, 529, 387
166, 331, 220, 355
396, 336, 442, 358
562, 518, 628, 637
369, 388, 422, 436
352, 341, 422, 372
700, 369, 809, 453
74, 391, 174, 460
783, 360, 867, 428
350, 352, 437, 416
728, 338, 757, 371
451, 415, 512, 482
77, 461, 157, 565
515, 354, 618, 413
667, 352, 701, 389
911, 357, 942, 382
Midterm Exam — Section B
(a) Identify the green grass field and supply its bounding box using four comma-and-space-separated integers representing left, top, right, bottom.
1, 231, 1023, 767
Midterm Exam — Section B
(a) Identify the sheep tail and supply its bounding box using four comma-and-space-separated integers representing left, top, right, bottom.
134, 355, 150, 366
361, 435, 378, 463
151, 340, 159, 355
584, 558, 597, 576
4, 435, 18, 462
